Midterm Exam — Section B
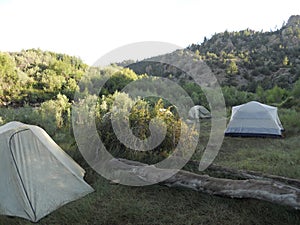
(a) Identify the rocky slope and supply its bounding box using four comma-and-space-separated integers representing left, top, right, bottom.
128, 15, 300, 92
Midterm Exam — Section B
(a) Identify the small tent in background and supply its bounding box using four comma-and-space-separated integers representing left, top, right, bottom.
225, 101, 284, 137
0, 121, 94, 222
188, 105, 211, 121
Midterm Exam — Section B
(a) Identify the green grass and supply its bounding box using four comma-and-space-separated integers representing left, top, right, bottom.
1, 135, 300, 225
213, 135, 300, 179
1, 172, 300, 225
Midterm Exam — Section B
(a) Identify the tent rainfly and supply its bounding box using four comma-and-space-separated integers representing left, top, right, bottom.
0, 121, 94, 222
225, 101, 284, 137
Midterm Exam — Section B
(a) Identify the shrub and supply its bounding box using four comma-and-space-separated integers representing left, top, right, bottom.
279, 108, 300, 135
222, 86, 256, 107
0, 104, 38, 125
38, 94, 71, 135
97, 93, 198, 164
265, 85, 289, 104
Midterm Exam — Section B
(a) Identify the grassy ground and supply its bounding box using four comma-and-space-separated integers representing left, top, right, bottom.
195, 118, 300, 179
1, 171, 300, 225
1, 109, 300, 224
215, 136, 300, 178
1, 133, 300, 225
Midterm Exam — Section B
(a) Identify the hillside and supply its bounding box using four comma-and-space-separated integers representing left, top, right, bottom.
0, 49, 88, 106
128, 15, 300, 92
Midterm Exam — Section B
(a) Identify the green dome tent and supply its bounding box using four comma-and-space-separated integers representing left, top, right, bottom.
225, 101, 284, 137
0, 121, 94, 222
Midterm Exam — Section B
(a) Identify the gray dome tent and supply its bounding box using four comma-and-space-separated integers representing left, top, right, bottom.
225, 101, 284, 137
188, 105, 211, 120
0, 121, 94, 222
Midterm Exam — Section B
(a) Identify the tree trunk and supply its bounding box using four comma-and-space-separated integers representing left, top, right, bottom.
189, 160, 300, 189
108, 158, 300, 210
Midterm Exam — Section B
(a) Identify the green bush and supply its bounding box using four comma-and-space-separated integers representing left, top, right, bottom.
97, 92, 198, 164
265, 85, 289, 104
222, 86, 256, 106
0, 94, 71, 136
278, 108, 300, 135
0, 52, 21, 104
0, 104, 38, 126
38, 94, 71, 135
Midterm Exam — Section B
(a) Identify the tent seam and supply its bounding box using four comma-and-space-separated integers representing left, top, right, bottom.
9, 128, 37, 222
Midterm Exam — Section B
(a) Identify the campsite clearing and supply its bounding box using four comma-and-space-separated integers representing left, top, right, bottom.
0, 108, 299, 225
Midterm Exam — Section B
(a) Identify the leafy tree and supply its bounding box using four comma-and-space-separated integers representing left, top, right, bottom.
182, 82, 207, 106
265, 85, 288, 103
0, 52, 20, 104
101, 68, 140, 95
38, 69, 66, 92
222, 86, 256, 106
38, 94, 71, 135
226, 60, 238, 75
255, 85, 266, 102
0, 49, 89, 105
283, 56, 289, 66
62, 78, 79, 99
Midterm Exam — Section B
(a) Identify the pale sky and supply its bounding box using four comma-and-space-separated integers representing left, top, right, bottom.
0, 0, 299, 65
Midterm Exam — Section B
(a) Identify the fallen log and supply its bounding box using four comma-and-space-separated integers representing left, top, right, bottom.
105, 158, 300, 210
188, 160, 300, 189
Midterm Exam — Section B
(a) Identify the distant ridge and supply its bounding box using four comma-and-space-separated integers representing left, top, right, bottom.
127, 15, 300, 91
